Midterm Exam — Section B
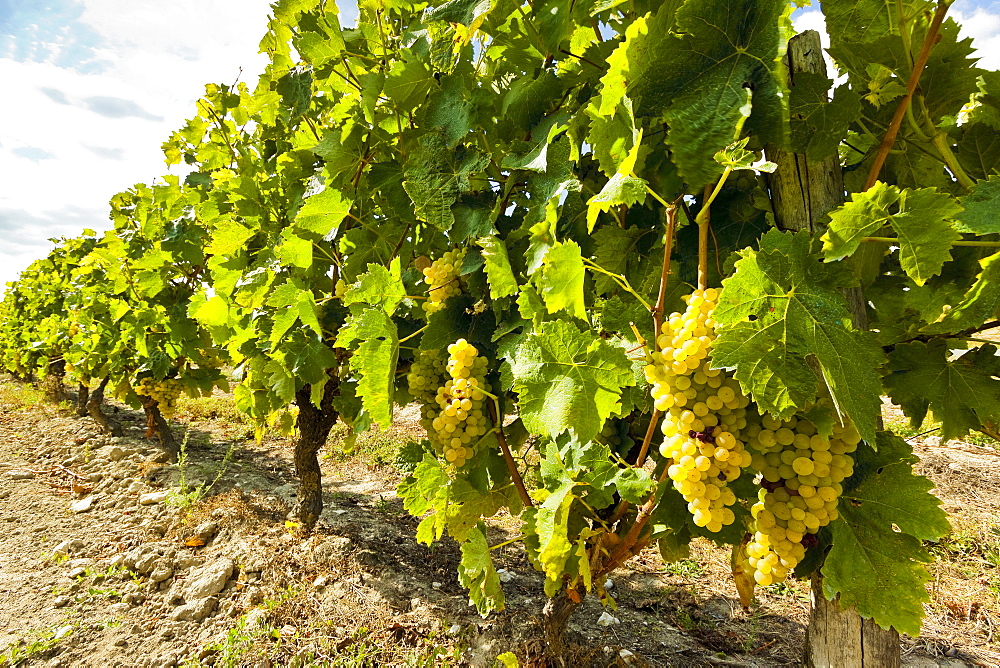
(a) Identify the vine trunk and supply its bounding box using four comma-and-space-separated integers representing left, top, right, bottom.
75, 382, 90, 417
86, 377, 122, 437
538, 588, 582, 667
293, 378, 340, 531
141, 396, 177, 461
44, 357, 69, 403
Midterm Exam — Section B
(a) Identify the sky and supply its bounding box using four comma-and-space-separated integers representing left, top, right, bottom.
0, 0, 998, 291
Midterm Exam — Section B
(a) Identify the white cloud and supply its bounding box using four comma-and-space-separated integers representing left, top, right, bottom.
0, 0, 273, 289
952, 4, 1000, 71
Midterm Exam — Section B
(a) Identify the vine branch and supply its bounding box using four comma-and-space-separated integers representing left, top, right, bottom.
864, 0, 953, 191
862, 236, 1000, 247
889, 319, 1000, 348
487, 400, 533, 508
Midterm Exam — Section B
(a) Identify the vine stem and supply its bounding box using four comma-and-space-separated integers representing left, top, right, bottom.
486, 398, 533, 508
397, 326, 426, 345
863, 236, 1000, 247
581, 258, 653, 311
863, 0, 953, 191
697, 183, 715, 290
633, 203, 680, 470
594, 465, 672, 581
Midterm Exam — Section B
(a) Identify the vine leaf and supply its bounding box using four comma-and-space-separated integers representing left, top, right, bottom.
714, 230, 883, 443
586, 132, 646, 232
509, 319, 635, 444
295, 187, 353, 238
822, 183, 962, 285
591, 226, 648, 294
924, 250, 1000, 334
458, 526, 505, 615
524, 474, 578, 597
537, 241, 587, 320
788, 73, 862, 161
343, 258, 405, 314
266, 282, 321, 343
335, 308, 398, 427
403, 136, 488, 230
477, 236, 519, 299
883, 340, 1000, 441
956, 174, 1000, 234
823, 433, 949, 637
597, 0, 791, 187
714, 137, 777, 172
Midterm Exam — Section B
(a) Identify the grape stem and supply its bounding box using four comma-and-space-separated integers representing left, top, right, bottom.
397, 326, 426, 345
633, 203, 680, 471
489, 535, 525, 551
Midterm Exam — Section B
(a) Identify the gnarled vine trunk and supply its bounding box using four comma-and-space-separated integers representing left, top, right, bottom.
539, 589, 582, 667
87, 377, 122, 437
44, 357, 69, 403
75, 382, 90, 417
294, 377, 340, 531
141, 396, 177, 461
767, 29, 900, 667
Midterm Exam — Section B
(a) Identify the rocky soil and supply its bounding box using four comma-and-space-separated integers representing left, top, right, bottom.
0, 387, 997, 667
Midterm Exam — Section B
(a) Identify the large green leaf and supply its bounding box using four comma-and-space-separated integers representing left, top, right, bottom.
343, 258, 405, 314
823, 433, 949, 637
403, 137, 489, 230
536, 241, 587, 320
823, 183, 962, 285
476, 236, 519, 299
335, 308, 398, 427
597, 0, 791, 187
509, 319, 635, 444
458, 527, 505, 614
788, 74, 862, 161
295, 187, 353, 238
884, 340, 1000, 440
714, 230, 884, 442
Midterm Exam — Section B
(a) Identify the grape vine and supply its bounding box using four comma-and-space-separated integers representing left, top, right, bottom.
5, 0, 1000, 660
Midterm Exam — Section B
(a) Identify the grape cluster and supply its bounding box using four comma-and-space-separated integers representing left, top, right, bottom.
597, 421, 624, 451
645, 288, 753, 532
743, 416, 860, 585
407, 349, 447, 431
422, 249, 464, 314
424, 339, 492, 468
136, 377, 183, 418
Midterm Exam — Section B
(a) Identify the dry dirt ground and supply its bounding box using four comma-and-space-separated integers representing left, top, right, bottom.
0, 381, 998, 667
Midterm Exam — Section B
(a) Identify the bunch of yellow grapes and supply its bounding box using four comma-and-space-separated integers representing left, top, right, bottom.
135, 377, 184, 418
422, 249, 464, 314
407, 349, 447, 431
425, 339, 492, 468
646, 288, 753, 532
742, 415, 860, 585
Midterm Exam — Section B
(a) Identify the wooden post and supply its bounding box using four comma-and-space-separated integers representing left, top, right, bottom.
766, 30, 900, 667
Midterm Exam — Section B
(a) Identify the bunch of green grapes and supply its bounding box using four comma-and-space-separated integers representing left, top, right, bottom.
742, 415, 860, 585
407, 349, 447, 431
597, 421, 624, 450
422, 249, 464, 314
645, 288, 753, 533
135, 377, 184, 418
425, 339, 492, 468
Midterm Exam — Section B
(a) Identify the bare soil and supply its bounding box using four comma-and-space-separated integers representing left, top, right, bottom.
0, 382, 997, 667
